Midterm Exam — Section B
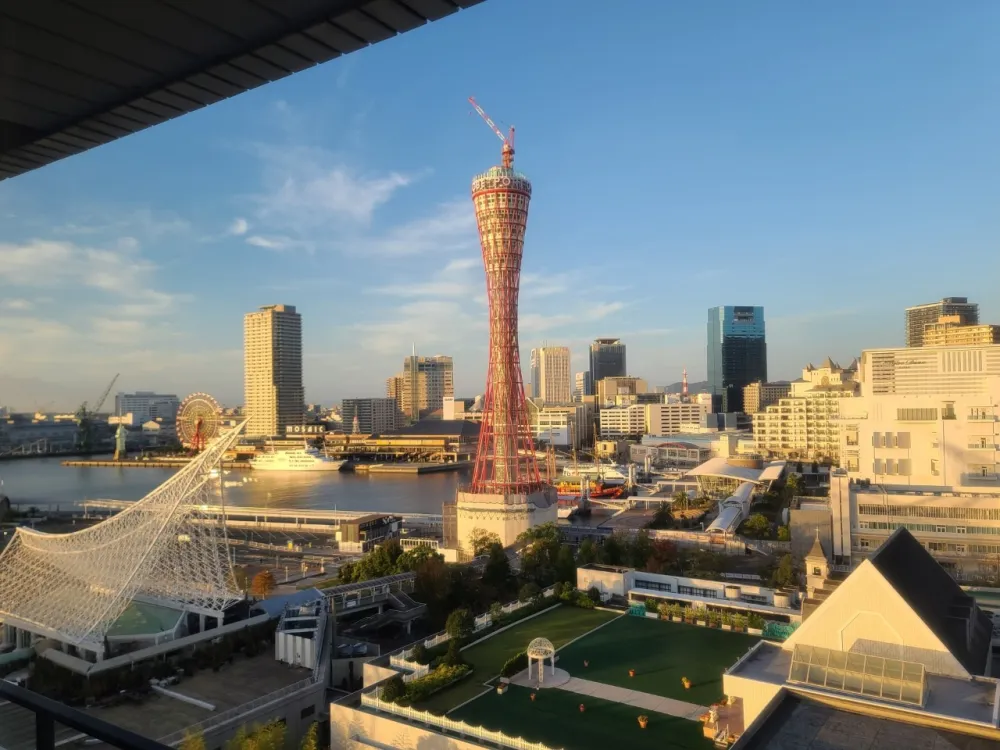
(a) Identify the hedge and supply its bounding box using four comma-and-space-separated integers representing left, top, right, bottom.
500, 651, 528, 678
405, 664, 472, 703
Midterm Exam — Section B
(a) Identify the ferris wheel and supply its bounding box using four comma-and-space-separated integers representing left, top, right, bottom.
177, 393, 222, 451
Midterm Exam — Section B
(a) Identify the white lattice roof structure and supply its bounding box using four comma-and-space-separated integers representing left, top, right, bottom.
0, 422, 247, 652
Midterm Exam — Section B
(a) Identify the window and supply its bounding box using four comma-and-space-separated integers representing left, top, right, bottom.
957, 527, 967, 534
936, 526, 946, 533
787, 644, 925, 707
896, 408, 938, 421
931, 459, 940, 476
873, 459, 883, 474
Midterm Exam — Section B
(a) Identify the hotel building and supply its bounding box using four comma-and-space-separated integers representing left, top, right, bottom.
243, 304, 304, 438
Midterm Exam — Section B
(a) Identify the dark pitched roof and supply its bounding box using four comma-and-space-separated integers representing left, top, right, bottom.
381, 419, 481, 438
870, 527, 992, 676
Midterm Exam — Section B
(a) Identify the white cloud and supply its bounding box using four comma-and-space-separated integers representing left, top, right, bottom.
345, 200, 477, 258
246, 234, 305, 252
228, 217, 249, 236
0, 298, 32, 311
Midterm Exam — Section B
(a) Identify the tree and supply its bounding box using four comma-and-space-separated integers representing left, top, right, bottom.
300, 723, 319, 750
250, 570, 276, 598
443, 638, 465, 667
396, 544, 443, 572
413, 554, 452, 626
598, 533, 625, 566
180, 732, 206, 750
783, 473, 804, 504
587, 586, 601, 603
482, 542, 513, 593
445, 608, 473, 640
771, 554, 797, 588
555, 544, 577, 586
648, 501, 674, 529
518, 582, 541, 602
777, 525, 791, 542
380, 674, 406, 702
577, 538, 598, 565
644, 539, 679, 574
743, 513, 771, 539
672, 490, 689, 512
627, 531, 654, 570
468, 527, 502, 556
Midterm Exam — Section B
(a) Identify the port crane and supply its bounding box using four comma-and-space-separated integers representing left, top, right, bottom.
75, 373, 119, 452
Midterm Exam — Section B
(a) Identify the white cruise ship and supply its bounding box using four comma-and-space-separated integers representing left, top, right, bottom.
250, 447, 345, 472
561, 463, 629, 485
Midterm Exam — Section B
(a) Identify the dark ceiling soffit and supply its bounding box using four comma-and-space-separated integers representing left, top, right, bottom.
0, 0, 483, 181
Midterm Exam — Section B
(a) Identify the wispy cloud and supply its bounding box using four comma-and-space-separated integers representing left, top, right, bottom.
0, 298, 32, 311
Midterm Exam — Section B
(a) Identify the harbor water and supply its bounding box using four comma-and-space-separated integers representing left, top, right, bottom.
0, 457, 464, 515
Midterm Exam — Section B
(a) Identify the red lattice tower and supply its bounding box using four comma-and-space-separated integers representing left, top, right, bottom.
468, 97, 542, 494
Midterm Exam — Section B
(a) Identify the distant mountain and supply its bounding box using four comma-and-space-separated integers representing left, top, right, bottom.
661, 380, 709, 394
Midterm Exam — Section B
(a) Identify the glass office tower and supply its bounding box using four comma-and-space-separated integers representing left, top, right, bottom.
589, 338, 626, 389
707, 306, 767, 413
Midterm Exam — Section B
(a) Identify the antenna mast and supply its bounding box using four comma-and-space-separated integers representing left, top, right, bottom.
469, 96, 515, 168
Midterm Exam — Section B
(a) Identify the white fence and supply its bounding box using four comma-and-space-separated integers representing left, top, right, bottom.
400, 586, 558, 659
388, 654, 430, 683
361, 691, 561, 750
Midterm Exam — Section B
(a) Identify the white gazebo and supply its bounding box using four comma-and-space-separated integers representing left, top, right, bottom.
526, 637, 556, 684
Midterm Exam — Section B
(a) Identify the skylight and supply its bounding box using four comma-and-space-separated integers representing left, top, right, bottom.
788, 644, 925, 707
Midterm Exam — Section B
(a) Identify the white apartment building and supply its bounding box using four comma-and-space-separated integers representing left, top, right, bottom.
598, 404, 645, 438
243, 304, 304, 438
529, 346, 571, 403
838, 345, 1000, 487
527, 399, 591, 449
113, 392, 180, 423
753, 358, 858, 463
340, 398, 400, 435
645, 402, 709, 436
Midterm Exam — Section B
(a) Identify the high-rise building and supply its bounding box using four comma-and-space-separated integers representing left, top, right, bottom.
589, 338, 626, 387
450, 108, 555, 556
243, 304, 303, 438
114, 392, 179, 423
922, 315, 999, 347
386, 354, 454, 420
529, 346, 571, 403
838, 344, 1000, 487
707, 306, 767, 413
596, 376, 648, 406
341, 398, 401, 436
905, 297, 978, 347
574, 371, 592, 400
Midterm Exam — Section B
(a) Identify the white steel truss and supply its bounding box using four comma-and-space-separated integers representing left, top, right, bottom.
0, 421, 247, 651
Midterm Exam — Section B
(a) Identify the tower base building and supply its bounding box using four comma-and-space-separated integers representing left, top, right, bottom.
453, 486, 557, 555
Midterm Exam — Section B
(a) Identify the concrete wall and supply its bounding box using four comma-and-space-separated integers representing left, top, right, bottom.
722, 673, 784, 729
455, 487, 557, 553
577, 566, 632, 598
330, 703, 484, 750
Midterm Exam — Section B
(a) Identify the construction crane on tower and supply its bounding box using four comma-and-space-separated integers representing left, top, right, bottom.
75, 373, 119, 452
469, 96, 515, 168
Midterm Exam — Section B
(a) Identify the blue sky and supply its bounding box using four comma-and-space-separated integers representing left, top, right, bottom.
2, 0, 999, 410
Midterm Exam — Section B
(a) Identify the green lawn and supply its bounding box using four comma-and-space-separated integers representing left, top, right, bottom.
451, 684, 713, 750
418, 605, 619, 714
555, 615, 759, 707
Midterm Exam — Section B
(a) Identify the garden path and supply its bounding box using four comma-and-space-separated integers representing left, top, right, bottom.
556, 676, 709, 721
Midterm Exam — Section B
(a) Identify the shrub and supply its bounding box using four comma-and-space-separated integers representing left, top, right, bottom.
405, 664, 471, 703
587, 586, 601, 603
518, 582, 541, 602
644, 598, 658, 613
500, 651, 528, 678
748, 613, 766, 630
551, 581, 565, 598
380, 674, 406, 703
574, 591, 596, 609
657, 602, 671, 618
410, 643, 429, 665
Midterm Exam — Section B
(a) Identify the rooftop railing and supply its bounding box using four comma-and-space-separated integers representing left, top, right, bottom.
0, 681, 170, 750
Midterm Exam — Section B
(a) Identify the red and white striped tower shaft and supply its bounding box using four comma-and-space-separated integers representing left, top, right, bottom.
468, 98, 542, 494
